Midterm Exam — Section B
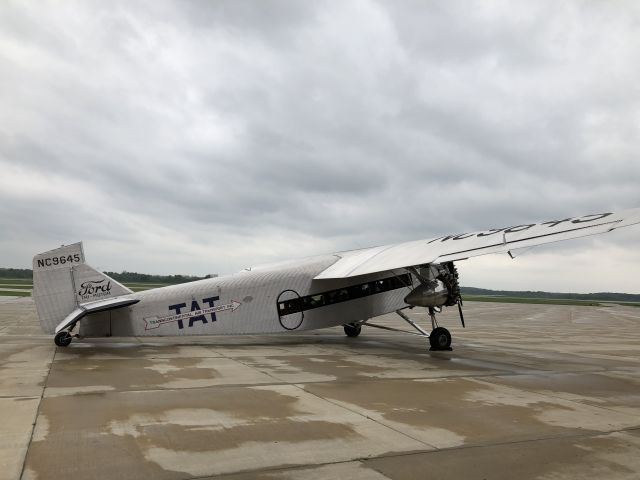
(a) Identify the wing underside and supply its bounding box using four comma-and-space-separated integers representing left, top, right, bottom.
315, 207, 640, 280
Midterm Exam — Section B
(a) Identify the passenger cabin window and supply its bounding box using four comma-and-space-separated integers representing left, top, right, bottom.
277, 274, 411, 316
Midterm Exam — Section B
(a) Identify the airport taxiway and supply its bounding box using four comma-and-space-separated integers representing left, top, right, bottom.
1, 297, 640, 479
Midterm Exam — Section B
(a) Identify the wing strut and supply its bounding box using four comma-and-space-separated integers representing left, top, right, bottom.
361, 309, 429, 337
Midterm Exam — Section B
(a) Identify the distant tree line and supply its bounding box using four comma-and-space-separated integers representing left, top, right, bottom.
461, 287, 640, 303
103, 271, 212, 284
0, 268, 33, 279
0, 268, 213, 285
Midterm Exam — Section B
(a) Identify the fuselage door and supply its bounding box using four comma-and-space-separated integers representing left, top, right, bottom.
276, 289, 304, 330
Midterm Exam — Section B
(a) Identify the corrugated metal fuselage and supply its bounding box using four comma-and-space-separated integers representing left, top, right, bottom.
79, 255, 412, 338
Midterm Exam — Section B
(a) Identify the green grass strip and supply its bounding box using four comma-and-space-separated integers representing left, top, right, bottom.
464, 295, 603, 306
0, 290, 32, 297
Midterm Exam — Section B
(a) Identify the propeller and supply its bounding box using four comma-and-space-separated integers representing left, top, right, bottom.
457, 297, 465, 328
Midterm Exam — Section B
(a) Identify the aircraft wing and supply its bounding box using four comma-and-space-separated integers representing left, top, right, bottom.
315, 207, 640, 280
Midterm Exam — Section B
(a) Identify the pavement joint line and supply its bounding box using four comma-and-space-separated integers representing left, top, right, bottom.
34, 366, 640, 398
228, 359, 289, 385
44, 350, 634, 379
208, 343, 292, 385
0, 395, 41, 399
361, 424, 640, 460
468, 375, 640, 421
42, 383, 292, 397
475, 367, 638, 378
290, 382, 439, 450
38, 375, 496, 397
193, 457, 372, 480
19, 343, 57, 480
202, 425, 640, 480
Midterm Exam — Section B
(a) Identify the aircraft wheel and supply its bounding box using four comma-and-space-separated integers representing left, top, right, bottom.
429, 327, 451, 350
54, 331, 72, 347
343, 323, 362, 337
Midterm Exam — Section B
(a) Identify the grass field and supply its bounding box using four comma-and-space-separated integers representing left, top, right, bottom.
0, 278, 34, 297
463, 295, 604, 307
0, 278, 33, 284
127, 286, 168, 292
0, 289, 32, 297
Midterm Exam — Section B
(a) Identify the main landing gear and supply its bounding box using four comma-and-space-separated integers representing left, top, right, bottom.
342, 263, 464, 350
342, 308, 454, 351
343, 323, 362, 337
388, 307, 452, 351
426, 307, 452, 351
429, 327, 452, 350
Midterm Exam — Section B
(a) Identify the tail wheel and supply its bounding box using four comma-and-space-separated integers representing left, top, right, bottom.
54, 331, 72, 347
343, 323, 362, 337
429, 327, 451, 350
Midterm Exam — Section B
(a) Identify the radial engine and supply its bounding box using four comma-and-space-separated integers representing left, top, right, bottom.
404, 262, 461, 308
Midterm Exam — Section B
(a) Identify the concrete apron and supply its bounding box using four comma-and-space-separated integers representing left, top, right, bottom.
1, 299, 639, 479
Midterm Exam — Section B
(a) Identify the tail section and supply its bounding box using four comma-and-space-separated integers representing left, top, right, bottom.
32, 242, 132, 334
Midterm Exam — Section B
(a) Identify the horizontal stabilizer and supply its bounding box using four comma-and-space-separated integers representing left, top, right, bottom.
55, 297, 140, 334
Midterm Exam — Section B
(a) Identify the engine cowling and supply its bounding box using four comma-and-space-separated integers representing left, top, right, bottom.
404, 281, 449, 307
404, 262, 461, 308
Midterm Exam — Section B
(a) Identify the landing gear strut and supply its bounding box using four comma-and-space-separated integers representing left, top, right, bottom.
427, 306, 452, 351
361, 308, 454, 351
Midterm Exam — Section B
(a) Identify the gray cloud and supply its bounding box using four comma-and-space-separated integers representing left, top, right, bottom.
1, 0, 639, 291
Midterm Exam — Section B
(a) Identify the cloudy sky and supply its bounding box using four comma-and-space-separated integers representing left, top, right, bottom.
1, 0, 639, 293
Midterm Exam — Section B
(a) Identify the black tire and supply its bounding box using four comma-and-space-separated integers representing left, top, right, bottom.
54, 331, 72, 347
343, 323, 362, 337
429, 327, 451, 350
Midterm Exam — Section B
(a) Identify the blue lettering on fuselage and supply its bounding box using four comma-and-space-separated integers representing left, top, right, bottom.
202, 296, 219, 322
189, 300, 207, 327
168, 302, 187, 329
168, 296, 221, 329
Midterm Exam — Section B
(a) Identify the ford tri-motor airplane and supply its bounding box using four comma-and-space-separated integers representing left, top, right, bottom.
33, 208, 640, 349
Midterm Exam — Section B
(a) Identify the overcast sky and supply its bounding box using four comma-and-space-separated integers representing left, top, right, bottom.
1, 1, 639, 293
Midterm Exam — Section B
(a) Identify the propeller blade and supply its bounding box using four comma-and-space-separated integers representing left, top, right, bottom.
457, 299, 465, 328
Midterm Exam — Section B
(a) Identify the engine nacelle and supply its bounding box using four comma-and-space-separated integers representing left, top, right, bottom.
404, 281, 449, 307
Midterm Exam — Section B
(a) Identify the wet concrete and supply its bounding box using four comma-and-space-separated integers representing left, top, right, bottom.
1, 297, 640, 479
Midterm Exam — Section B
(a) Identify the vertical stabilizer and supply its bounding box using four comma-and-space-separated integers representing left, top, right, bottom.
32, 242, 132, 334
